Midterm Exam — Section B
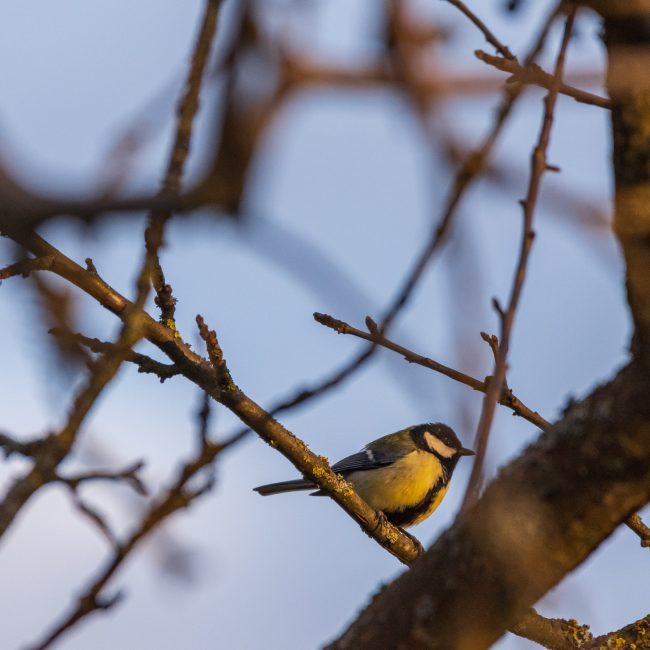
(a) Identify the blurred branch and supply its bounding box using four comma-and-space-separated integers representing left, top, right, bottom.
50, 328, 183, 382
0, 219, 425, 566
0, 305, 146, 540
56, 461, 148, 497
144, 0, 223, 330
0, 432, 52, 458
327, 358, 650, 649
475, 50, 611, 109
66, 491, 119, 548
313, 312, 549, 430
27, 428, 226, 650
461, 7, 577, 515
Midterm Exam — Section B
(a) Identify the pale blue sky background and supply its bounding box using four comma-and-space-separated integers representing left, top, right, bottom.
1, 1, 647, 649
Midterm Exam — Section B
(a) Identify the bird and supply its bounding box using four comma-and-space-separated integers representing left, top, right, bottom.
253, 423, 474, 528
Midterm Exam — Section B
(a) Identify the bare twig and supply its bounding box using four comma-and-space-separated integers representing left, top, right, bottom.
66, 491, 119, 548
475, 50, 611, 109
442, 0, 516, 60
56, 461, 148, 497
0, 255, 54, 280
144, 0, 222, 329
50, 329, 183, 382
28, 416, 253, 650
460, 7, 578, 515
314, 313, 549, 430
625, 513, 650, 548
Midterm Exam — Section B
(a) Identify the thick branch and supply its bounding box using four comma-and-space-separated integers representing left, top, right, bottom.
327, 361, 650, 649
603, 5, 650, 362
1, 228, 422, 564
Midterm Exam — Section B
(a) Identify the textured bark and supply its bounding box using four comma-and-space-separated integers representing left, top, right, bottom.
604, 3, 650, 361
327, 363, 650, 649
327, 4, 650, 648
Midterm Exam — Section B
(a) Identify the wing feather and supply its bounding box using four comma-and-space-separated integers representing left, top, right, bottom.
331, 449, 395, 475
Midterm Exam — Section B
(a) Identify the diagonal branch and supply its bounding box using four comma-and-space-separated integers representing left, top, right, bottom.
442, 0, 516, 60
461, 7, 578, 514
49, 328, 183, 382
475, 50, 611, 109
313, 312, 549, 429
144, 0, 223, 329
326, 359, 650, 649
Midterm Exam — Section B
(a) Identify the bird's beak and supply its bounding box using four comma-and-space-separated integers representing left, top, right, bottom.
458, 447, 475, 456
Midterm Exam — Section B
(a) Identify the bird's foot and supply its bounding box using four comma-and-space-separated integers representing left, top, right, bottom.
371, 510, 389, 535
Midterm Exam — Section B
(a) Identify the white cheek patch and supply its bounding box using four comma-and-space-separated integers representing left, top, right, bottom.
424, 431, 456, 458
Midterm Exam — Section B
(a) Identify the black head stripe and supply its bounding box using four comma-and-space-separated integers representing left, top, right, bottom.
410, 422, 462, 452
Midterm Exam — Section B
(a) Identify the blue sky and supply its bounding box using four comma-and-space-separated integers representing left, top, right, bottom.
1, 1, 646, 648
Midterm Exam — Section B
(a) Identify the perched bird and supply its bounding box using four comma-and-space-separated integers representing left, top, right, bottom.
253, 423, 474, 528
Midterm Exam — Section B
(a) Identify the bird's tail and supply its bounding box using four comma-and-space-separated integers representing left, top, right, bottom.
253, 479, 314, 496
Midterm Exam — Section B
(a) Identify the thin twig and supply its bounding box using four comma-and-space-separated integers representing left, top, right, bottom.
56, 461, 148, 496
475, 49, 611, 109
144, 0, 222, 329
442, 0, 516, 60
0, 255, 54, 280
460, 6, 578, 515
314, 313, 549, 430
49, 329, 183, 382
27, 424, 242, 650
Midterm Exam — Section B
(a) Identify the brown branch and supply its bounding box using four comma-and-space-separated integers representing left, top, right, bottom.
0, 432, 53, 458
0, 0, 563, 573
49, 328, 183, 382
461, 7, 578, 515
26, 433, 224, 650
511, 608, 592, 649
0, 255, 54, 280
475, 50, 611, 109
442, 0, 516, 60
144, 0, 222, 329
56, 461, 148, 497
0, 227, 151, 541
0, 226, 423, 565
326, 361, 650, 649
585, 614, 650, 650
66, 491, 119, 548
313, 312, 549, 430
625, 513, 650, 548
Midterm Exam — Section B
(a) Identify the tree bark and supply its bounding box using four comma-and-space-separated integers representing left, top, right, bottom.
326, 4, 650, 648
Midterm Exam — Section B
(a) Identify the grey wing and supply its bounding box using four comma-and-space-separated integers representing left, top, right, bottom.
331, 449, 395, 475
309, 449, 399, 497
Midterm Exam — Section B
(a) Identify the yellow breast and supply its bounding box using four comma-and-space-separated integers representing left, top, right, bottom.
347, 450, 446, 520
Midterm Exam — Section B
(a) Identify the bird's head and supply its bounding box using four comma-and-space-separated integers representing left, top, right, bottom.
409, 423, 475, 462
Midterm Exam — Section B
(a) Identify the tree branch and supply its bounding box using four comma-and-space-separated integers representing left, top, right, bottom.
475, 50, 611, 109
313, 312, 549, 430
461, 7, 577, 513
625, 513, 650, 548
326, 360, 650, 649
144, 0, 222, 329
